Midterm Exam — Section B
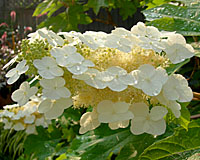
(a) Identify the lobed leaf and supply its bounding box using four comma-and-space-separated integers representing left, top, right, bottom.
143, 4, 200, 36
139, 119, 200, 160
67, 124, 156, 160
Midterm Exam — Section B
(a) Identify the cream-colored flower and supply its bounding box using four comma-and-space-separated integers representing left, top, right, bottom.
163, 34, 194, 64
2, 119, 13, 129
79, 31, 107, 49
108, 120, 129, 130
131, 22, 161, 39
162, 74, 193, 102
26, 124, 36, 134
1, 110, 14, 118
50, 45, 77, 67
51, 46, 94, 75
130, 103, 168, 135
38, 29, 64, 46
102, 66, 137, 92
38, 98, 73, 119
35, 117, 49, 128
131, 64, 168, 96
131, 22, 164, 53
72, 68, 107, 89
79, 109, 100, 134
58, 31, 82, 46
11, 110, 25, 120
24, 115, 35, 124
6, 60, 29, 84
13, 122, 25, 131
97, 100, 133, 123
33, 57, 64, 79
157, 93, 181, 118
40, 77, 71, 99
11, 81, 38, 106
105, 34, 132, 53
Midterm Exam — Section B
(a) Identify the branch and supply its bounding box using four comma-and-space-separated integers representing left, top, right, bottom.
193, 92, 200, 99
92, 8, 116, 27
191, 114, 200, 119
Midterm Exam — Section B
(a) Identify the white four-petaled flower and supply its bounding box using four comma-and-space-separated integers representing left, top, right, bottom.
11, 81, 38, 106
38, 98, 73, 119
162, 74, 193, 102
157, 93, 181, 118
38, 28, 64, 46
72, 68, 107, 89
6, 60, 29, 84
163, 33, 194, 64
97, 100, 133, 123
50, 45, 94, 75
79, 109, 100, 134
131, 22, 164, 53
40, 77, 71, 99
102, 66, 137, 92
130, 103, 168, 135
33, 57, 64, 79
131, 64, 168, 96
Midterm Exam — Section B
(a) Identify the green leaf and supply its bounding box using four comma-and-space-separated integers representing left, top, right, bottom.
86, 0, 108, 15
176, 0, 200, 6
63, 107, 82, 122
146, 0, 169, 9
115, 143, 138, 160
166, 59, 190, 75
116, 0, 139, 20
139, 119, 200, 160
67, 124, 156, 160
33, 0, 62, 17
24, 126, 61, 160
56, 153, 67, 160
176, 102, 190, 130
38, 5, 92, 32
143, 4, 200, 36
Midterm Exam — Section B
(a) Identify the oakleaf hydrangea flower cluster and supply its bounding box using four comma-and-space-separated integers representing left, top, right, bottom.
1, 22, 194, 136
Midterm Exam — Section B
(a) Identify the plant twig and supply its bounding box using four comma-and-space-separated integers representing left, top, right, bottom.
193, 92, 200, 99
92, 8, 116, 27
187, 57, 198, 80
191, 114, 200, 119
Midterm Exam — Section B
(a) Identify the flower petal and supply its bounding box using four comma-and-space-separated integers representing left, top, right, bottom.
150, 106, 168, 121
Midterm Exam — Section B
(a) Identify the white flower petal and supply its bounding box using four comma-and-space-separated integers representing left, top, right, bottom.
38, 99, 52, 113
11, 90, 25, 102
97, 100, 114, 114
24, 115, 35, 124
7, 73, 20, 84
113, 102, 130, 113
26, 125, 36, 134
150, 106, 168, 121
108, 79, 127, 92
130, 118, 146, 135
49, 67, 64, 77
79, 112, 100, 134
67, 65, 88, 75
6, 68, 17, 78
13, 122, 25, 131
56, 87, 71, 98
147, 119, 166, 135
109, 120, 129, 130
129, 103, 149, 117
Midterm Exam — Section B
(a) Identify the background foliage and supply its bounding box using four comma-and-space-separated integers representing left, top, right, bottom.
0, 0, 200, 160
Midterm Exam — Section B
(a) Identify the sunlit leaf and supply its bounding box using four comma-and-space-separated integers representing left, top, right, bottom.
143, 4, 200, 36
139, 120, 200, 160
